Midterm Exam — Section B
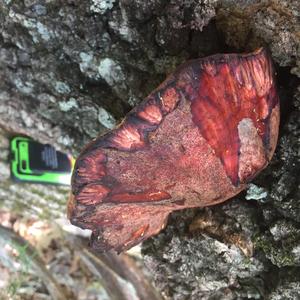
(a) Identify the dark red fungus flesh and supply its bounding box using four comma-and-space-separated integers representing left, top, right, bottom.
68, 48, 280, 253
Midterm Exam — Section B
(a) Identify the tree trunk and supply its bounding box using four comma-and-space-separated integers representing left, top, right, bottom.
0, 0, 299, 299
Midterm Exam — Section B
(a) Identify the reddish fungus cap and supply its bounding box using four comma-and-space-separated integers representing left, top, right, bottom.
69, 48, 279, 253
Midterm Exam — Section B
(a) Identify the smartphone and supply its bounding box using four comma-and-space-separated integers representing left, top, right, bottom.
10, 136, 74, 185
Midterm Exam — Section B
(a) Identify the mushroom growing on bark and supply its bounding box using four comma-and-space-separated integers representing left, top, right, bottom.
68, 48, 280, 253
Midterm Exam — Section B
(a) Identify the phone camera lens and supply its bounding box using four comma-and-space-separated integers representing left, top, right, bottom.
21, 160, 27, 170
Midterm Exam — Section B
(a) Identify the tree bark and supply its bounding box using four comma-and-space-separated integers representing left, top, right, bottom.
0, 0, 299, 299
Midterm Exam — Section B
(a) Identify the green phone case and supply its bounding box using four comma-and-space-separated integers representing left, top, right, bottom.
10, 136, 74, 185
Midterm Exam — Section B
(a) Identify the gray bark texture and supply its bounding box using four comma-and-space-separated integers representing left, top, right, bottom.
0, 0, 299, 299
